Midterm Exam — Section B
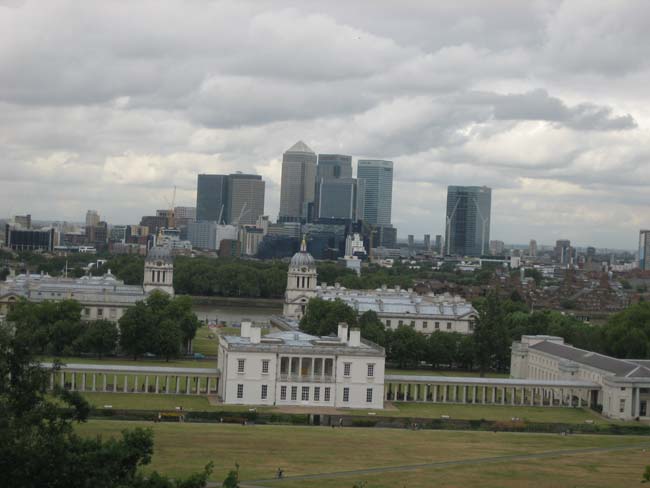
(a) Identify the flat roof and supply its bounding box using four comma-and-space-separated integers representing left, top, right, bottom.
385, 374, 599, 388
41, 362, 219, 375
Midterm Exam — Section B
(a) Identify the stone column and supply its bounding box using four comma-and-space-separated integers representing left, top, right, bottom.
134, 375, 138, 393
176, 376, 180, 394
144, 376, 149, 394
50, 373, 54, 390
206, 377, 211, 395
425, 385, 429, 402
511, 387, 516, 405
92, 374, 96, 392
442, 385, 447, 402
472, 386, 477, 404
491, 387, 496, 404
60, 371, 65, 388
186, 376, 191, 395
165, 376, 170, 394
103, 375, 107, 392
155, 376, 160, 394
482, 386, 487, 404
124, 375, 128, 393
81, 373, 86, 391
433, 385, 438, 402
70, 373, 75, 391
501, 387, 505, 405
196, 377, 202, 395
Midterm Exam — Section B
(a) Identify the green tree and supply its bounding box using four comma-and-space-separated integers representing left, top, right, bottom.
221, 464, 240, 488
80, 320, 119, 358
156, 319, 183, 361
0, 322, 212, 488
300, 298, 358, 336
473, 293, 510, 375
119, 301, 157, 359
357, 310, 386, 346
386, 325, 427, 368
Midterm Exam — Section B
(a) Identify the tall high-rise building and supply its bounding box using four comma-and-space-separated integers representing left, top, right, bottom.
528, 239, 537, 257
434, 234, 442, 254
279, 141, 317, 222
14, 214, 32, 229
489, 240, 505, 256
554, 239, 572, 265
317, 178, 365, 221
227, 173, 265, 225
444, 186, 491, 257
424, 234, 431, 250
639, 230, 650, 271
357, 160, 393, 226
85, 210, 100, 228
317, 154, 352, 180
196, 174, 228, 223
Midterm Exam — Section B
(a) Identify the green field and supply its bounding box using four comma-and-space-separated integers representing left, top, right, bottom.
191, 326, 220, 356
75, 420, 650, 486
73, 392, 608, 423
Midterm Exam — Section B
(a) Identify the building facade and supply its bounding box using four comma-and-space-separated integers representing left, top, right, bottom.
217, 322, 385, 409
279, 141, 317, 222
511, 335, 650, 420
4, 225, 57, 252
143, 246, 175, 296
228, 173, 265, 225
357, 160, 393, 226
445, 185, 491, 257
317, 285, 477, 335
282, 239, 318, 320
196, 174, 228, 223
317, 178, 364, 221
639, 230, 650, 271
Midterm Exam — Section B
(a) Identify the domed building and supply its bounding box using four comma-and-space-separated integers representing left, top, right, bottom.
283, 238, 317, 320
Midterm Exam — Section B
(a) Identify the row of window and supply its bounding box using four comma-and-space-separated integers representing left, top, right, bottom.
84, 307, 118, 318
237, 359, 375, 377
385, 319, 455, 330
235, 384, 374, 403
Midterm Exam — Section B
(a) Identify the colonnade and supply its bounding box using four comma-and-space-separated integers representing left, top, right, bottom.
384, 381, 597, 408
47, 369, 220, 396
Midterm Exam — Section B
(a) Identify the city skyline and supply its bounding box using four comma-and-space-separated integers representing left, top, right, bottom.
1, 2, 649, 249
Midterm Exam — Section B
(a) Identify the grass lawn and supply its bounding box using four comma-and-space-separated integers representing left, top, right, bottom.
75, 420, 650, 484
38, 356, 215, 369
386, 368, 509, 378
192, 326, 219, 356
383, 402, 607, 423
277, 448, 650, 488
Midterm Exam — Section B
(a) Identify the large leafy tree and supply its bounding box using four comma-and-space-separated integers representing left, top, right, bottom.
300, 298, 358, 336
80, 320, 119, 358
0, 323, 212, 488
473, 292, 510, 375
357, 310, 386, 346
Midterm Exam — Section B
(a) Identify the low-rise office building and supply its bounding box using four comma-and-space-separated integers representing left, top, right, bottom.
217, 322, 385, 409
511, 335, 650, 420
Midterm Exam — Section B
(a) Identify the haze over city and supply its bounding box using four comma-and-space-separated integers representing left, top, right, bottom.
1, 0, 649, 249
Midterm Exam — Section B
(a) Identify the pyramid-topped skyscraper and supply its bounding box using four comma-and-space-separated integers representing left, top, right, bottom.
278, 141, 317, 223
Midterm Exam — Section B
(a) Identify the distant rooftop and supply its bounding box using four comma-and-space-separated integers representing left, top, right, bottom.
285, 140, 315, 154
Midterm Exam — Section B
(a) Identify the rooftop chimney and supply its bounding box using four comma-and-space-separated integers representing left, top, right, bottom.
240, 321, 252, 338
250, 326, 261, 344
348, 328, 361, 347
337, 322, 349, 342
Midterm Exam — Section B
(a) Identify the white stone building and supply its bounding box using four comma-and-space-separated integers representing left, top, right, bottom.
511, 335, 650, 420
217, 322, 385, 409
1, 245, 175, 321
317, 286, 477, 335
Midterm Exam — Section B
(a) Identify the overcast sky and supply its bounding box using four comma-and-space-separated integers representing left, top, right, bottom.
1, 0, 649, 249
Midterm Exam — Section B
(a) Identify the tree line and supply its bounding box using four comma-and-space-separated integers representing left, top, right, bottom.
6, 291, 201, 361
300, 295, 650, 373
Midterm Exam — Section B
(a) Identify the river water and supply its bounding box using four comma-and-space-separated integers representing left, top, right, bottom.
191, 303, 283, 326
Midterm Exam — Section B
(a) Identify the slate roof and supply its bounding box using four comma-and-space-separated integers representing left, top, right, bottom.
530, 340, 650, 378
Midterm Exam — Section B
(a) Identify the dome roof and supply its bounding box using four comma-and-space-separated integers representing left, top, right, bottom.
290, 238, 315, 268
146, 246, 173, 263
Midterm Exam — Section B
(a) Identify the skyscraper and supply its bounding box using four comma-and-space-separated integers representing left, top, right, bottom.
227, 173, 265, 225
279, 141, 317, 222
434, 235, 442, 254
196, 174, 228, 223
528, 239, 537, 257
317, 178, 365, 221
85, 210, 100, 228
554, 239, 572, 265
444, 186, 491, 257
317, 154, 352, 180
357, 160, 393, 226
423, 234, 431, 250
639, 230, 650, 271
